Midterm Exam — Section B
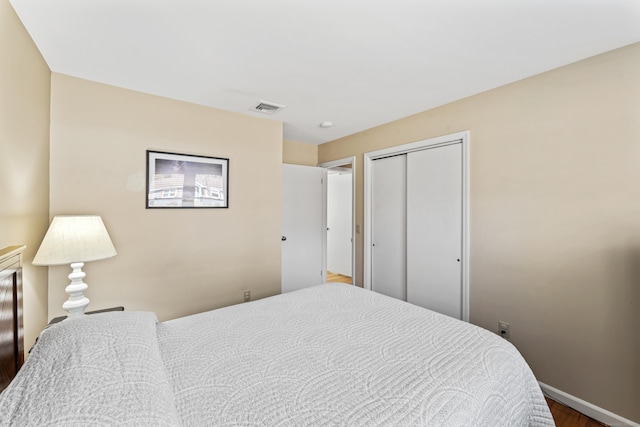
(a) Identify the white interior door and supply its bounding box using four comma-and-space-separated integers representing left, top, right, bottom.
282, 164, 325, 293
407, 144, 462, 319
371, 155, 407, 300
327, 172, 352, 277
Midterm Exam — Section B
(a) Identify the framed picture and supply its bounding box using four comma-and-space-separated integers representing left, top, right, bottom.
146, 150, 229, 208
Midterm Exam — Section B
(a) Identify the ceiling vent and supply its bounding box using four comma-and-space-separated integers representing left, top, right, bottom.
252, 100, 286, 115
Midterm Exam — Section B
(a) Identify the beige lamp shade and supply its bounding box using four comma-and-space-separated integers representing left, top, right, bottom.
33, 215, 117, 266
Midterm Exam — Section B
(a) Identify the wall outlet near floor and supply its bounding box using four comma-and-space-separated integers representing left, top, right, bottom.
243, 290, 251, 302
498, 321, 510, 339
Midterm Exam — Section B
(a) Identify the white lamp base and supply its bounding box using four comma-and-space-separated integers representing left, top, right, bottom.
63, 262, 90, 319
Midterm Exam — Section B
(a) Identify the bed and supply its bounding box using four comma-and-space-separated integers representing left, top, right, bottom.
0, 283, 554, 426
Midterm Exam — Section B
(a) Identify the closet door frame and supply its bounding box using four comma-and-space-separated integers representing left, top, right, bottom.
363, 131, 470, 321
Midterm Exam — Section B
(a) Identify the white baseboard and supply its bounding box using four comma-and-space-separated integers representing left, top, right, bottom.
539, 382, 639, 427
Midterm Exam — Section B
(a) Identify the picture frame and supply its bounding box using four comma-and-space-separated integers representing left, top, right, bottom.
146, 150, 229, 209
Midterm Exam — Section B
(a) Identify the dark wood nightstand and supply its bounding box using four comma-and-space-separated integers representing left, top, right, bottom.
48, 306, 125, 326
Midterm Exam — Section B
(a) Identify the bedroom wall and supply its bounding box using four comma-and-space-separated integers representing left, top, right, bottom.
0, 0, 50, 350
48, 73, 283, 322
318, 42, 640, 422
283, 139, 318, 166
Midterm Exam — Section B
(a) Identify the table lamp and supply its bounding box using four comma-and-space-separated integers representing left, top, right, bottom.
33, 215, 117, 319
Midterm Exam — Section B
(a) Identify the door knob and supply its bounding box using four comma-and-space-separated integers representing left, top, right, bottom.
281, 236, 287, 241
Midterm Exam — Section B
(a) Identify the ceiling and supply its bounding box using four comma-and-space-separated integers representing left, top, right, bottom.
10, 0, 640, 145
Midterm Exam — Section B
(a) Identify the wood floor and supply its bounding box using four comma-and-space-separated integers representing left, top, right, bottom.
327, 273, 606, 427
327, 271, 352, 284
546, 398, 607, 427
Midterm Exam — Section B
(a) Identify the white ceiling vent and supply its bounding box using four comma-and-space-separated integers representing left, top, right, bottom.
252, 100, 286, 115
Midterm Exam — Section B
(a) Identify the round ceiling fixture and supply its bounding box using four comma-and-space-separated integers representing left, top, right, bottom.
319, 121, 334, 128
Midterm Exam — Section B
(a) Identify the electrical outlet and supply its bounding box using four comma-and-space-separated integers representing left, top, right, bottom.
498, 321, 510, 339
243, 290, 251, 302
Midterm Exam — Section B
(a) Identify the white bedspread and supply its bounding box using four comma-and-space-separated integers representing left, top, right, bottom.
0, 311, 181, 426
0, 283, 554, 426
157, 284, 554, 426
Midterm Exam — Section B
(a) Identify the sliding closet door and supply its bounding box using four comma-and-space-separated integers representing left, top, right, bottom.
407, 143, 462, 319
371, 155, 406, 300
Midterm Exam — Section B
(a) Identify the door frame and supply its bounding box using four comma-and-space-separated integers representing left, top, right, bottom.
318, 156, 356, 286
363, 131, 470, 321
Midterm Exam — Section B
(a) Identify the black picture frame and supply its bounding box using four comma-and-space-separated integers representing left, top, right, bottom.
146, 150, 229, 209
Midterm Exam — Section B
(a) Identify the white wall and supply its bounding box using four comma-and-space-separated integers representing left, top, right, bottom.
327, 172, 352, 277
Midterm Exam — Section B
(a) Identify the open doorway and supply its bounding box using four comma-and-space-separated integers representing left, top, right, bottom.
319, 157, 356, 286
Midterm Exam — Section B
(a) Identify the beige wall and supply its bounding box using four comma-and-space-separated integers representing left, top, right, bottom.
283, 139, 318, 166
48, 74, 283, 321
4, 6, 638, 418
318, 43, 640, 421
0, 0, 51, 349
